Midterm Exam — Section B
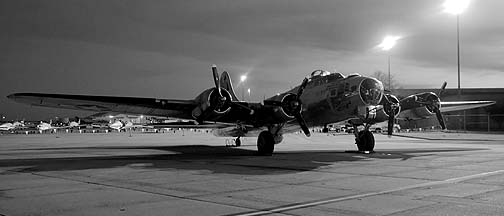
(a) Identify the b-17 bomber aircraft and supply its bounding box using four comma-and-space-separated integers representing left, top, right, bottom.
7, 65, 495, 155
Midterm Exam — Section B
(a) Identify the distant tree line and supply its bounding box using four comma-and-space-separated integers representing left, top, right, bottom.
372, 70, 401, 90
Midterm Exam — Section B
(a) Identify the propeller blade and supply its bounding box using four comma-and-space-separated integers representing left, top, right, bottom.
294, 78, 310, 137
387, 109, 395, 136
212, 65, 222, 97
439, 81, 447, 97
296, 78, 309, 98
435, 109, 446, 130
295, 113, 311, 137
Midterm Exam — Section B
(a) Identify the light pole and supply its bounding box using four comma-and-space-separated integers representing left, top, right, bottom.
443, 0, 470, 99
240, 75, 247, 101
247, 88, 251, 101
378, 35, 400, 91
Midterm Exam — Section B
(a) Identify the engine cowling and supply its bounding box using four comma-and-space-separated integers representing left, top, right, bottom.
192, 87, 232, 122
373, 108, 389, 123
382, 94, 401, 117
264, 93, 300, 123
398, 106, 433, 120
366, 94, 401, 123
398, 92, 441, 120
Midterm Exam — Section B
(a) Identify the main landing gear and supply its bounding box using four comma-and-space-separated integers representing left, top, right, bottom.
235, 137, 241, 147
257, 131, 275, 156
352, 124, 375, 153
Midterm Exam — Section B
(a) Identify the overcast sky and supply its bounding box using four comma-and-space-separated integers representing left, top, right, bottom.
1, 0, 503, 120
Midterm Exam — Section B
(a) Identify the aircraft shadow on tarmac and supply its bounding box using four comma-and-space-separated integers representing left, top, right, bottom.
0, 145, 487, 175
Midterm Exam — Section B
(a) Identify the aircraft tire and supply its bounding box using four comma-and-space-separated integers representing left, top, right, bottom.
357, 130, 375, 152
257, 131, 275, 156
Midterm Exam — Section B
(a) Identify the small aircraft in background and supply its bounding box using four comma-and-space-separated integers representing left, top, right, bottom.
36, 118, 88, 133
36, 120, 60, 133
107, 120, 153, 132
0, 121, 26, 131
7, 65, 495, 155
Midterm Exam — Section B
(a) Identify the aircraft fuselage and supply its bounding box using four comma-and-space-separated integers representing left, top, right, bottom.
276, 72, 384, 128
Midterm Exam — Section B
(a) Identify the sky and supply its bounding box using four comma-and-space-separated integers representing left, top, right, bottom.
1, 0, 503, 120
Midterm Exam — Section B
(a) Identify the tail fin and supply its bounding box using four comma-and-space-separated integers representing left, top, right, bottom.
220, 71, 240, 101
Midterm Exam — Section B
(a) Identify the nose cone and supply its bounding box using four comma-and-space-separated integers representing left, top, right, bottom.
359, 78, 384, 106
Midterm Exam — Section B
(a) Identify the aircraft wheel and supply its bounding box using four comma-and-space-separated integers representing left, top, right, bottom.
257, 131, 275, 156
357, 130, 375, 152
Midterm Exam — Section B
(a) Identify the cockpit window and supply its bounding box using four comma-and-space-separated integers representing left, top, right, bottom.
327, 73, 345, 82
359, 78, 383, 106
310, 70, 331, 78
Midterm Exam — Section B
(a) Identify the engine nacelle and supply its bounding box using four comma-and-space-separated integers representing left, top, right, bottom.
398, 106, 433, 120
373, 107, 390, 122
362, 94, 401, 124
192, 88, 232, 121
263, 93, 299, 123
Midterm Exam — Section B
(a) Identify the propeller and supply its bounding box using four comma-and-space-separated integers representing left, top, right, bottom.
262, 78, 311, 137
212, 65, 222, 97
295, 78, 311, 137
422, 94, 446, 130
434, 82, 447, 130
439, 81, 447, 97
383, 94, 400, 136
195, 65, 229, 124
416, 82, 447, 130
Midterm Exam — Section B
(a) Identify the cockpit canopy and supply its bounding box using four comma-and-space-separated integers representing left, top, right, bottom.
310, 70, 331, 78
309, 70, 345, 81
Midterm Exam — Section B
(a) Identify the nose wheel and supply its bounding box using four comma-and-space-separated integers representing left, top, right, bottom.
351, 124, 375, 153
356, 130, 375, 152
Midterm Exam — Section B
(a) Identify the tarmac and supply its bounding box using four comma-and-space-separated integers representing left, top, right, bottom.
1, 131, 504, 215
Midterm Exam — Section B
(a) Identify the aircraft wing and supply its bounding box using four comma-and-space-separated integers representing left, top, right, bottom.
7, 93, 198, 120
146, 121, 233, 129
440, 101, 496, 112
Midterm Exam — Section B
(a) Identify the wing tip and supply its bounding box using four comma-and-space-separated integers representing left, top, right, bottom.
6, 93, 18, 100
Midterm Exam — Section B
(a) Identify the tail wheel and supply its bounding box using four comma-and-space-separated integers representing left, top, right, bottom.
257, 131, 275, 156
357, 130, 375, 152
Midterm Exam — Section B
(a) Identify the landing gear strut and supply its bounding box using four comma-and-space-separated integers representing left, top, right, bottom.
353, 124, 375, 153
257, 131, 274, 156
235, 137, 241, 147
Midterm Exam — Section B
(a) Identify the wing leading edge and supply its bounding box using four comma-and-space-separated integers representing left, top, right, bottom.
440, 101, 496, 112
7, 93, 197, 119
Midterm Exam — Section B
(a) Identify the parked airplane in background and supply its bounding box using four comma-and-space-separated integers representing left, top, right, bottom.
7, 65, 495, 155
36, 119, 86, 133
67, 119, 81, 128
107, 120, 152, 132
36, 121, 59, 133
0, 121, 26, 131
